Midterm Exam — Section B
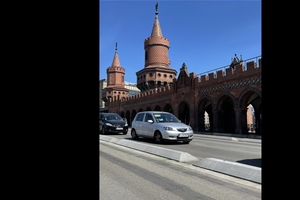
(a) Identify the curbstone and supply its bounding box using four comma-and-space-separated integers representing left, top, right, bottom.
194, 158, 261, 183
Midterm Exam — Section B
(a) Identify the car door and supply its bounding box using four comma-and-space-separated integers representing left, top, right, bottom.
134, 113, 145, 136
143, 113, 155, 137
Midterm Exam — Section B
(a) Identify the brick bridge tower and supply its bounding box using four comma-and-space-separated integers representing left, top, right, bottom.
136, 2, 177, 92
102, 43, 129, 105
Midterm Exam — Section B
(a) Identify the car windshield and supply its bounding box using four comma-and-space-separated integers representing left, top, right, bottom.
105, 114, 122, 121
153, 113, 180, 123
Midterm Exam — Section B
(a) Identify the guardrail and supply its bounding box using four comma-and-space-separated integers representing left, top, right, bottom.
197, 55, 261, 77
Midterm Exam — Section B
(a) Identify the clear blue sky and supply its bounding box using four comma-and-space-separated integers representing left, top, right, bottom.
99, 0, 261, 84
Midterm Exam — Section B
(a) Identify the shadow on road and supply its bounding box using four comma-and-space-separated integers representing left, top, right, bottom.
123, 137, 188, 145
237, 158, 261, 168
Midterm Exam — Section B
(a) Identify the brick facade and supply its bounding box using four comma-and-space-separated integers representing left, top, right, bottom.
108, 60, 261, 135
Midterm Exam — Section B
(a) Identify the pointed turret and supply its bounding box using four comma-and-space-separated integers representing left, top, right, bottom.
103, 42, 129, 102
111, 42, 121, 67
136, 2, 177, 92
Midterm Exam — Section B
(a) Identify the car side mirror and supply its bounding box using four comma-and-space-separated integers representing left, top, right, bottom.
147, 120, 154, 124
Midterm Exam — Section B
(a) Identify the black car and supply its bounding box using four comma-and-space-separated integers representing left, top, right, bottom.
99, 113, 128, 135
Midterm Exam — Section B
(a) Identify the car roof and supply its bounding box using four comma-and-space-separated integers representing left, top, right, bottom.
137, 111, 170, 114
101, 113, 120, 116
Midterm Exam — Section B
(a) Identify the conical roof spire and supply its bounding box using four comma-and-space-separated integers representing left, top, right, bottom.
111, 42, 121, 67
151, 2, 163, 37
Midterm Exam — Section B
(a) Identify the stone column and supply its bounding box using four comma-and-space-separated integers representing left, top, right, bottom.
234, 108, 247, 134
212, 109, 219, 132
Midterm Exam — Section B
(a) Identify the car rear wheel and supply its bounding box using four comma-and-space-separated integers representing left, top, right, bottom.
154, 132, 163, 144
131, 129, 139, 140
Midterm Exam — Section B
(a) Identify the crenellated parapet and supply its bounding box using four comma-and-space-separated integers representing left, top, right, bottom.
144, 37, 170, 48
107, 66, 125, 73
195, 58, 261, 86
109, 84, 174, 105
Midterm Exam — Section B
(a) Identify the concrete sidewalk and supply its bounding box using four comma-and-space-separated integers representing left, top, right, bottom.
99, 134, 261, 184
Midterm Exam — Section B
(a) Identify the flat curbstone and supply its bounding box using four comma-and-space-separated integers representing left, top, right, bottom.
117, 139, 199, 163
194, 158, 261, 183
99, 135, 120, 143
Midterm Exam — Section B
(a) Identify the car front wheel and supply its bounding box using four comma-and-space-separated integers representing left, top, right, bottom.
154, 132, 163, 144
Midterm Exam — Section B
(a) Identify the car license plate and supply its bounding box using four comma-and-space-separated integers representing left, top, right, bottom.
116, 127, 123, 130
178, 134, 188, 138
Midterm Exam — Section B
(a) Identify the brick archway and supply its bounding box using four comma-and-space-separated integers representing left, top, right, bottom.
163, 103, 173, 113
197, 97, 214, 132
238, 88, 262, 135
154, 105, 161, 111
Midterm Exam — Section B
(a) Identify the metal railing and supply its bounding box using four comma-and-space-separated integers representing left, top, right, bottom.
197, 55, 261, 78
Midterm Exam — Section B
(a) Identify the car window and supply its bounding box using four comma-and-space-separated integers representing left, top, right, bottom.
144, 113, 153, 122
135, 113, 145, 121
153, 113, 180, 123
106, 114, 122, 120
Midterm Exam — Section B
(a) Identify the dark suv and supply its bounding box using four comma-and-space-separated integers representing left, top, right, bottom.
99, 113, 128, 135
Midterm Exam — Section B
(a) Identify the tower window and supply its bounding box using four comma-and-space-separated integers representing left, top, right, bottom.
145, 51, 148, 61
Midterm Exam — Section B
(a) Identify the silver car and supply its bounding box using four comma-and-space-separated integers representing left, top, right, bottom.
131, 111, 193, 144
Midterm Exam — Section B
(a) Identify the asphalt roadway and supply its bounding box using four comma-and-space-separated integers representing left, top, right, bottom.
99, 131, 261, 184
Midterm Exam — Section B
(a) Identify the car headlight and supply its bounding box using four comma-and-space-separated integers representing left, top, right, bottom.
189, 127, 193, 131
163, 127, 175, 131
105, 123, 113, 126
125, 123, 128, 126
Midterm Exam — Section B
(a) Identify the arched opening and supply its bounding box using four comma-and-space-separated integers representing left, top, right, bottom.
120, 111, 125, 118
197, 98, 213, 132
178, 101, 190, 125
154, 105, 161, 111
163, 103, 173, 113
240, 90, 262, 135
